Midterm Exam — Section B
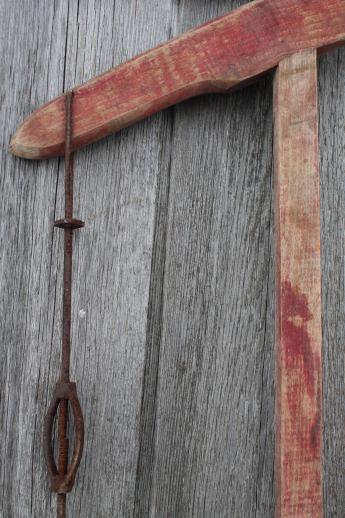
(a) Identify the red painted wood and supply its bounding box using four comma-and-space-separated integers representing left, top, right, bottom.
10, 0, 345, 159
274, 49, 323, 517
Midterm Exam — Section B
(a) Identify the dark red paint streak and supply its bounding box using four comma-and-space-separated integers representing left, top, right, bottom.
281, 280, 321, 457
281, 282, 314, 396
280, 281, 322, 513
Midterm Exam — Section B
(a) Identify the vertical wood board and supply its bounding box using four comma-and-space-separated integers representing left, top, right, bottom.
274, 49, 323, 518
0, 1, 173, 516
140, 2, 275, 516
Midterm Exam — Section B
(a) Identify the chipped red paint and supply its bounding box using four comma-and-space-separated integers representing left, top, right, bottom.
10, 0, 345, 159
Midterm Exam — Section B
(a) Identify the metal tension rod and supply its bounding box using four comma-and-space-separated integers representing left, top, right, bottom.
43, 91, 85, 518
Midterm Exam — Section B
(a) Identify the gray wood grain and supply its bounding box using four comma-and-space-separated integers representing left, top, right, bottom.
1, 1, 345, 517
1, 1, 172, 517
319, 49, 345, 518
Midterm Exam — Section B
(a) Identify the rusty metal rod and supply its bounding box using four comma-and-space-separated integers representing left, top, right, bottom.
61, 90, 74, 382
40, 88, 85, 517
57, 494, 67, 518
42, 91, 85, 518
57, 90, 74, 518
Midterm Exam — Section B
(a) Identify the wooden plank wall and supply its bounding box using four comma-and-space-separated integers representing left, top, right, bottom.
0, 1, 344, 516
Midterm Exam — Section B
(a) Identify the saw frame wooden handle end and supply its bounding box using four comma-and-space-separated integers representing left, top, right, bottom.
9, 0, 345, 160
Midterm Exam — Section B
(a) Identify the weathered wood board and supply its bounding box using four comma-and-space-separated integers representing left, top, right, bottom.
1, 1, 345, 517
274, 49, 323, 517
10, 0, 345, 160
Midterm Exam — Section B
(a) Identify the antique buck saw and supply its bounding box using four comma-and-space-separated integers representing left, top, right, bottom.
9, 0, 345, 516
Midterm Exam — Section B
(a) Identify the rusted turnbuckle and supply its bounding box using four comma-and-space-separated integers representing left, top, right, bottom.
43, 91, 84, 518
